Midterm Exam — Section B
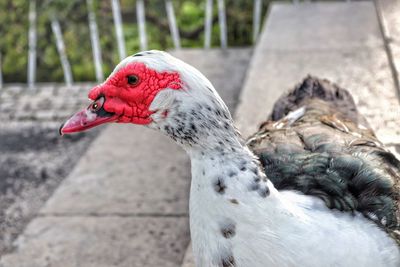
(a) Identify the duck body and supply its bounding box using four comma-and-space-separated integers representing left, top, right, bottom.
190, 157, 400, 267
60, 51, 400, 267
185, 77, 400, 266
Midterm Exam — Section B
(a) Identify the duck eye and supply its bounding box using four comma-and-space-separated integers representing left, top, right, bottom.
127, 75, 139, 85
89, 96, 104, 112
90, 101, 100, 112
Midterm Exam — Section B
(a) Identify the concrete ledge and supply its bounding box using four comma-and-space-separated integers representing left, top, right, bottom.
41, 124, 191, 216
263, 2, 382, 50
1, 217, 189, 267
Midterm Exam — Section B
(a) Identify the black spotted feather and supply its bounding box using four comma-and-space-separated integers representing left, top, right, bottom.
247, 76, 400, 244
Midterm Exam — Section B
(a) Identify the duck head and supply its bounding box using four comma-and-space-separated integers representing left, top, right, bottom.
60, 50, 236, 149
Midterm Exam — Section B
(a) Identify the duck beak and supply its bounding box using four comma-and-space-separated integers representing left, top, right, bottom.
59, 98, 118, 135
59, 109, 118, 135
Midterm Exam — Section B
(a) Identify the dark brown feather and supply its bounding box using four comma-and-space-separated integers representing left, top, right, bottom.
247, 76, 400, 245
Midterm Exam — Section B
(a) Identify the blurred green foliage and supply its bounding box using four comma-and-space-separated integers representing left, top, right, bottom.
0, 0, 271, 83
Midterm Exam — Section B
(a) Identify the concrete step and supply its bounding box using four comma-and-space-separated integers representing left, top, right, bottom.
0, 48, 252, 267
181, 1, 400, 266
0, 83, 94, 122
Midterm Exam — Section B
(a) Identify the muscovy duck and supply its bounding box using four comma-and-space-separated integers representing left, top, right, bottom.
60, 50, 400, 267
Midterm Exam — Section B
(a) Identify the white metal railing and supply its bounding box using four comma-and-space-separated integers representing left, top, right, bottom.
136, 0, 148, 51
217, 0, 228, 49
27, 0, 37, 90
112, 0, 127, 60
87, 0, 104, 82
204, 0, 214, 49
51, 15, 73, 86
13, 0, 351, 89
166, 0, 181, 49
253, 0, 262, 43
0, 53, 3, 89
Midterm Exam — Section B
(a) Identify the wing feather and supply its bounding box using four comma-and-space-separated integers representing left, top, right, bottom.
247, 77, 400, 244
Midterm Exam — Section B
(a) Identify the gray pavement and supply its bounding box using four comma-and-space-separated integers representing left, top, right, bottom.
0, 84, 93, 122
0, 48, 252, 267
0, 121, 98, 256
0, 81, 100, 256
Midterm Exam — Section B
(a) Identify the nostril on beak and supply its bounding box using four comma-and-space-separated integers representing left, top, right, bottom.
59, 122, 65, 136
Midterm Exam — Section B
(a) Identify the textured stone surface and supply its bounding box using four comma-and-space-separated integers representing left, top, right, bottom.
1, 217, 189, 267
0, 48, 252, 267
263, 2, 382, 50
0, 123, 99, 256
0, 81, 98, 257
0, 81, 100, 256
41, 124, 191, 215
0, 83, 93, 122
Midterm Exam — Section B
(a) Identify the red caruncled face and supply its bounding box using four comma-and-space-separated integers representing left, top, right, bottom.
59, 62, 182, 135
90, 62, 182, 124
